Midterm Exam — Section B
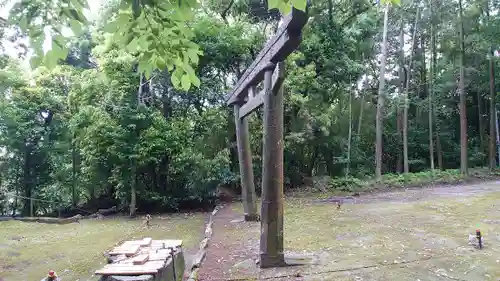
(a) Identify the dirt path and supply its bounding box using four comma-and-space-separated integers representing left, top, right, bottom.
196, 205, 256, 281
197, 180, 500, 281
349, 180, 500, 204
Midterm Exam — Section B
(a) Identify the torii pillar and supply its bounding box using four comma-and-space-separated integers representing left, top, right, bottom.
234, 98, 259, 221
259, 64, 285, 267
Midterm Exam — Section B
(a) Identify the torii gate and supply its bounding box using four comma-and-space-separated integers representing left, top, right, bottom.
225, 7, 308, 268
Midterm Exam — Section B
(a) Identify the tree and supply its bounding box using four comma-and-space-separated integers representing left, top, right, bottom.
375, 3, 390, 181
487, 0, 496, 170
458, 0, 467, 174
428, 0, 435, 171
403, 5, 420, 174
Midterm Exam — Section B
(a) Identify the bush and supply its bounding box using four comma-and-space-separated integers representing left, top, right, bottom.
327, 167, 500, 193
329, 177, 364, 192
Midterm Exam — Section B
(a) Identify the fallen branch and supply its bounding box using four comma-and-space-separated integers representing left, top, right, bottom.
14, 214, 83, 224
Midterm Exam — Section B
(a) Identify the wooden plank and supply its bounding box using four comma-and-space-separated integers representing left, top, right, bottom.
102, 261, 164, 268
108, 244, 140, 256
143, 237, 152, 245
225, 8, 307, 105
95, 266, 159, 275
239, 92, 264, 119
148, 253, 170, 261
122, 237, 152, 246
151, 239, 183, 248
132, 254, 149, 265
239, 63, 286, 119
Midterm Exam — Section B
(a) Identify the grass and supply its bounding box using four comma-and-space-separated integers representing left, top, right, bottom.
223, 183, 500, 280
0, 213, 206, 281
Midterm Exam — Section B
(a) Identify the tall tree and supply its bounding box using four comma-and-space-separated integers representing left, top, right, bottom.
487, 0, 496, 170
375, 3, 390, 181
403, 5, 420, 174
458, 0, 468, 174
397, 12, 404, 174
428, 0, 435, 171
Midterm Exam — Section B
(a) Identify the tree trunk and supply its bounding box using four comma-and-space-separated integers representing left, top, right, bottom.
130, 162, 137, 217
487, 2, 497, 170
428, 0, 435, 171
375, 4, 390, 181
403, 7, 420, 174
358, 89, 365, 136
23, 145, 32, 216
130, 74, 143, 217
459, 0, 468, 175
397, 14, 404, 174
12, 175, 19, 216
420, 34, 427, 100
346, 86, 353, 177
496, 108, 500, 165
71, 134, 78, 207
478, 92, 485, 145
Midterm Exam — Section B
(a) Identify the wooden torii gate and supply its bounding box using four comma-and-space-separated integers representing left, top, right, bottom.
225, 7, 308, 268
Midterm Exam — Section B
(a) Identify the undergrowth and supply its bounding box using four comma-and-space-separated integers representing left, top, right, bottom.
328, 167, 500, 193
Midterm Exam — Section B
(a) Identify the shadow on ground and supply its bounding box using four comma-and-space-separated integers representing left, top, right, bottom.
198, 182, 500, 281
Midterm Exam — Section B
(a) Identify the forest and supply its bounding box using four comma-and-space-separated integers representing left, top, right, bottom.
0, 0, 499, 217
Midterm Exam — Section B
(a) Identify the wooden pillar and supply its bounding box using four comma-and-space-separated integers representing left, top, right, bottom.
234, 102, 259, 221
260, 64, 285, 268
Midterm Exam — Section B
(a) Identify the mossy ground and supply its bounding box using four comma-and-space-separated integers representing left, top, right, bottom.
0, 213, 206, 281
215, 182, 500, 280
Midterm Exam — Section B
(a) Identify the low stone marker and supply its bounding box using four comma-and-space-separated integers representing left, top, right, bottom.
97, 238, 185, 281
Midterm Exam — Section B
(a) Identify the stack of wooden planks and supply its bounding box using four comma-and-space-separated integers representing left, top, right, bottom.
95, 238, 183, 276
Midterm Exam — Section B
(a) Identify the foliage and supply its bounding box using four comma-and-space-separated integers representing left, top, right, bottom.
328, 168, 500, 193
0, 0, 499, 216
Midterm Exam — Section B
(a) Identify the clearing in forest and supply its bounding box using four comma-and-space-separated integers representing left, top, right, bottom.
0, 213, 206, 281
198, 181, 500, 281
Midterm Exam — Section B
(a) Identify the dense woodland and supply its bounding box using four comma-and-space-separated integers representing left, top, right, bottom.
0, 0, 499, 216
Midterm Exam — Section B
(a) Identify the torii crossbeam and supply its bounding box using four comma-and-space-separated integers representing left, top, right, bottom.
225, 7, 308, 268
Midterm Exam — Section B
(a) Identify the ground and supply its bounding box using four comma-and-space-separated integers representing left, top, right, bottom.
198, 181, 500, 281
0, 213, 207, 281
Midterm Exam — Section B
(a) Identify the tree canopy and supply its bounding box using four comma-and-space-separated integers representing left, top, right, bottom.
0, 0, 497, 217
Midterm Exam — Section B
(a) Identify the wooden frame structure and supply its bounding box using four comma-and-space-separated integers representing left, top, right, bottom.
225, 7, 308, 268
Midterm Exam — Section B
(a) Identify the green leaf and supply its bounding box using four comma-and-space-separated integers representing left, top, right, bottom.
291, 0, 307, 11
190, 73, 201, 87
278, 1, 292, 14
381, 0, 401, 5
44, 50, 58, 70
171, 73, 181, 88
30, 56, 43, 69
166, 59, 174, 71
52, 38, 69, 59
19, 17, 28, 30
69, 19, 83, 35
119, 1, 130, 10
186, 48, 199, 64
70, 0, 84, 10
156, 56, 166, 69
181, 74, 191, 91
268, 0, 280, 9
68, 8, 86, 23
126, 37, 139, 52
103, 19, 120, 33
144, 65, 153, 79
